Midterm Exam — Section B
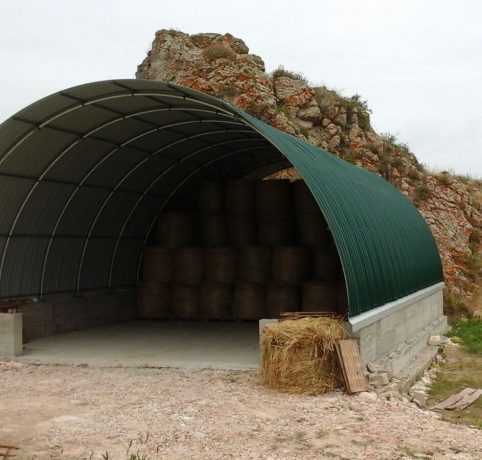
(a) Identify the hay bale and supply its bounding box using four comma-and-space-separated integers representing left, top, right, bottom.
200, 283, 233, 320
272, 246, 309, 285
225, 180, 255, 214
302, 281, 338, 312
297, 213, 330, 247
266, 283, 300, 318
293, 180, 319, 214
136, 281, 170, 319
255, 179, 293, 214
171, 284, 199, 319
198, 180, 224, 214
233, 282, 266, 320
205, 247, 237, 284
173, 247, 205, 285
258, 213, 294, 246
261, 317, 347, 394
238, 246, 271, 283
156, 212, 193, 248
200, 214, 226, 246
141, 246, 172, 282
313, 247, 342, 281
226, 214, 257, 245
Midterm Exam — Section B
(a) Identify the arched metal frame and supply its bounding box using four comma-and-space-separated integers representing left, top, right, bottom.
0, 79, 443, 316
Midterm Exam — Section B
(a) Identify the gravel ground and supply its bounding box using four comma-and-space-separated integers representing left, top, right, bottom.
0, 361, 481, 460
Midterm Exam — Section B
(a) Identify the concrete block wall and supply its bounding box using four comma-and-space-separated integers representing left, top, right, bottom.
18, 289, 137, 342
348, 283, 446, 373
0, 312, 22, 357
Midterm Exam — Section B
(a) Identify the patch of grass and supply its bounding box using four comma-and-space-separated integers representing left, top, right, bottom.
313, 86, 344, 115
271, 66, 308, 84
437, 174, 452, 186
413, 184, 432, 203
448, 316, 482, 354
203, 45, 237, 61
428, 346, 482, 429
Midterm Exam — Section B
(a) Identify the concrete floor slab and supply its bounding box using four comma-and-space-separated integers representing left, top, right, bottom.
17, 320, 260, 370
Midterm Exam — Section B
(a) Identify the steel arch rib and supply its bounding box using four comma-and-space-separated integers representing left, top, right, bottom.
38, 134, 263, 296
109, 145, 276, 286
77, 140, 271, 292
0, 116, 245, 294
137, 144, 276, 278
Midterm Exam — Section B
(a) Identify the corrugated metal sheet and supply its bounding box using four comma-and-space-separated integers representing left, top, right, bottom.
41, 237, 84, 293
237, 114, 443, 315
0, 79, 443, 316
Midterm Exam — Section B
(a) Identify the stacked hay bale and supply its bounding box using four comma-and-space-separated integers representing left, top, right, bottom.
261, 317, 347, 394
137, 178, 348, 321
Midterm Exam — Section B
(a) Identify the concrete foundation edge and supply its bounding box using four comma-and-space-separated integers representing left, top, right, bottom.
17, 289, 137, 343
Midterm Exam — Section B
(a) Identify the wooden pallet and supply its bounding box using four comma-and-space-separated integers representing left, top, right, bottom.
335, 339, 367, 394
0, 445, 19, 459
279, 311, 346, 321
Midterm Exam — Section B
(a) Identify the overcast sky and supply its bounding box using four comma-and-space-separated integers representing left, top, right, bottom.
1, 0, 481, 176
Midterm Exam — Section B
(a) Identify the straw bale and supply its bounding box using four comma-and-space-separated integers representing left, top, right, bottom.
261, 317, 346, 394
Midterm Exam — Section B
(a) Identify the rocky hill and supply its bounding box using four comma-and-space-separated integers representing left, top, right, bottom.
137, 30, 482, 313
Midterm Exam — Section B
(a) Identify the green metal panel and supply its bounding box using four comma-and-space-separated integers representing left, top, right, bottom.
232, 111, 444, 316
0, 79, 444, 315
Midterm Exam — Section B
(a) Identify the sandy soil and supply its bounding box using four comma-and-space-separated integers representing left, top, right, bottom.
0, 362, 481, 460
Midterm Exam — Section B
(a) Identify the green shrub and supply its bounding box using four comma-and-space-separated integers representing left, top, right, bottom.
203, 45, 237, 61
438, 174, 452, 186
391, 157, 404, 169
413, 185, 432, 203
407, 169, 421, 181
271, 66, 308, 84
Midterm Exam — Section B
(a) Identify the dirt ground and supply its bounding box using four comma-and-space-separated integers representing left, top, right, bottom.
0, 362, 481, 460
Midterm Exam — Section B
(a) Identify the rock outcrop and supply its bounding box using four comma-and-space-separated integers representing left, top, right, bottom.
137, 30, 482, 311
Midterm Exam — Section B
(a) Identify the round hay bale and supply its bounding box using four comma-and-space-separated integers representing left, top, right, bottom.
233, 282, 266, 320
200, 214, 226, 246
261, 317, 347, 394
205, 247, 237, 284
137, 281, 170, 319
141, 246, 172, 282
297, 213, 330, 247
293, 180, 319, 214
312, 247, 342, 281
272, 246, 309, 285
302, 281, 338, 312
171, 284, 199, 320
173, 247, 205, 285
238, 246, 271, 283
266, 283, 300, 318
200, 283, 233, 320
156, 212, 193, 248
226, 214, 257, 245
258, 213, 294, 246
198, 180, 224, 214
337, 281, 348, 313
225, 180, 255, 214
255, 179, 293, 214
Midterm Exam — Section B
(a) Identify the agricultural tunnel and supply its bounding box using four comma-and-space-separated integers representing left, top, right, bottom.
0, 79, 446, 369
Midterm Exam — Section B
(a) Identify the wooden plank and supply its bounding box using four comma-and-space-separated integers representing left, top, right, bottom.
430, 388, 482, 411
336, 340, 367, 394
335, 343, 349, 392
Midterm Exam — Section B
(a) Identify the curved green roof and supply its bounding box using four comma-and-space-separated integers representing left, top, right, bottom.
0, 79, 443, 316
